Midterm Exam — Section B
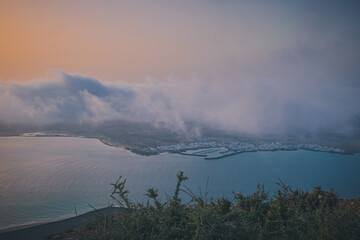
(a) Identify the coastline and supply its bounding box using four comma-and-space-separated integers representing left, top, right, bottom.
204, 148, 352, 160
73, 136, 354, 158
8, 133, 354, 159
0, 207, 122, 240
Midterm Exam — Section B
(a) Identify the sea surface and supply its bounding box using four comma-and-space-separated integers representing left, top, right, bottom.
0, 136, 359, 230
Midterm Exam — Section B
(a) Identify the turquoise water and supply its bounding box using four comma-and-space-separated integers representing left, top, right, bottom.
0, 136, 359, 230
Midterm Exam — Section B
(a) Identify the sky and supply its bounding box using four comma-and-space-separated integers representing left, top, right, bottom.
0, 0, 359, 137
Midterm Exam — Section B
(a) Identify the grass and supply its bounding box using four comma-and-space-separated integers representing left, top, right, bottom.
50, 171, 360, 240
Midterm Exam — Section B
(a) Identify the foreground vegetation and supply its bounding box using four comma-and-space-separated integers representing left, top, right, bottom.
66, 172, 359, 239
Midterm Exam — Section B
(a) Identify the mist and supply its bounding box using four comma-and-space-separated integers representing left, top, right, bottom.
0, 70, 359, 140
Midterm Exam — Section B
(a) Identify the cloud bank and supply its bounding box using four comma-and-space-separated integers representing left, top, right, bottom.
0, 70, 359, 138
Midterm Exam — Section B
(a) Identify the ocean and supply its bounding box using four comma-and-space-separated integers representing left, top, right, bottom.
0, 136, 359, 230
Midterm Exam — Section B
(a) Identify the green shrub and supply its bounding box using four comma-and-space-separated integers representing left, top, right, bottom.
81, 171, 360, 240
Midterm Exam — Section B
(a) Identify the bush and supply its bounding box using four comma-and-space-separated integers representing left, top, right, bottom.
81, 172, 360, 240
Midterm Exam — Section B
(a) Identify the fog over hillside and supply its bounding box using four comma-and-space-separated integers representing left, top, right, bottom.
0, 71, 359, 153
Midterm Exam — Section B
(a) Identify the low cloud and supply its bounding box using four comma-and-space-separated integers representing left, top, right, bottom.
0, 70, 359, 139
0, 72, 134, 125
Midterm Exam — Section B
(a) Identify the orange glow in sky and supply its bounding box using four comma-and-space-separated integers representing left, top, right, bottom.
0, 1, 185, 82
0, 1, 291, 82
1, 1, 359, 84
